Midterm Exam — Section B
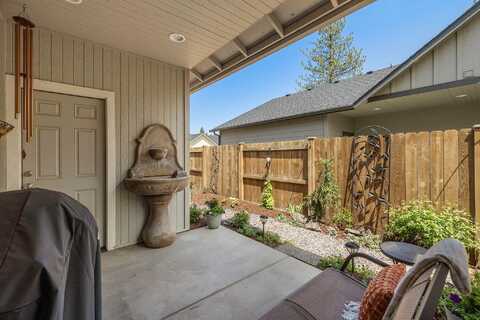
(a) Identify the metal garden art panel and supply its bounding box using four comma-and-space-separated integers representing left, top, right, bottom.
347, 126, 391, 233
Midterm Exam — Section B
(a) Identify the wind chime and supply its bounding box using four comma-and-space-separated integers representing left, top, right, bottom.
13, 5, 35, 142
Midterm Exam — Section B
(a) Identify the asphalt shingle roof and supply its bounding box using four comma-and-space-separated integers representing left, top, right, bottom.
214, 66, 396, 131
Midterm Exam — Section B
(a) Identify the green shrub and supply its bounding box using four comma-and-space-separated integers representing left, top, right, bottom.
317, 255, 375, 283
275, 213, 289, 223
303, 159, 339, 221
236, 224, 282, 247
348, 231, 381, 250
190, 205, 204, 224
257, 231, 282, 247
205, 198, 220, 209
239, 224, 258, 238
232, 210, 250, 229
439, 272, 480, 320
208, 205, 224, 217
275, 212, 305, 227
332, 208, 353, 230
261, 180, 274, 209
384, 201, 479, 251
287, 203, 303, 215
317, 255, 345, 270
205, 198, 224, 217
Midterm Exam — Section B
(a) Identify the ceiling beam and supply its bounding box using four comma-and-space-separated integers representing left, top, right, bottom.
191, 0, 373, 92
208, 56, 223, 71
232, 38, 248, 58
266, 13, 284, 38
190, 69, 204, 82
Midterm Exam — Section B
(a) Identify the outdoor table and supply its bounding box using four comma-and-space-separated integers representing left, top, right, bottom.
380, 241, 427, 265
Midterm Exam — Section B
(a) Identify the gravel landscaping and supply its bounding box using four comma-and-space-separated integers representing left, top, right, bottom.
193, 192, 390, 272
223, 208, 390, 272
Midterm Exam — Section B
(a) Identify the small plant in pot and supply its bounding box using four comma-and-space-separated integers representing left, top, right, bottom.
205, 199, 225, 229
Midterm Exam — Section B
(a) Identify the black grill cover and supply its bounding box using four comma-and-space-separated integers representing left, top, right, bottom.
0, 189, 101, 320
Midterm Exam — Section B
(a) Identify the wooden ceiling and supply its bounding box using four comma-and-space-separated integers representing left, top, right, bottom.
1, 0, 373, 91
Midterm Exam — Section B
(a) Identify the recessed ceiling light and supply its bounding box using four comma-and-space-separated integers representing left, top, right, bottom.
65, 0, 82, 4
169, 33, 186, 43
455, 94, 468, 99
373, 107, 382, 111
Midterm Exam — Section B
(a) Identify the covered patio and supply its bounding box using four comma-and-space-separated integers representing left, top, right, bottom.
0, 0, 375, 250
102, 227, 319, 320
0, 2, 376, 319
0, 1, 478, 320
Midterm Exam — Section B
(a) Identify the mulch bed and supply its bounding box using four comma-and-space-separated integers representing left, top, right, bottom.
192, 191, 350, 240
190, 218, 207, 230
192, 192, 290, 219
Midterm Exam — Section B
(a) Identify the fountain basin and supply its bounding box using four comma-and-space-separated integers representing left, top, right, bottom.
124, 175, 189, 196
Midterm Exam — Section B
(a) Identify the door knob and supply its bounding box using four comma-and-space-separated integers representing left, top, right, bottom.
23, 170, 33, 177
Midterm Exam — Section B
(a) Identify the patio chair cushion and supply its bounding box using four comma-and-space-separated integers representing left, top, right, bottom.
259, 268, 365, 320
359, 263, 406, 320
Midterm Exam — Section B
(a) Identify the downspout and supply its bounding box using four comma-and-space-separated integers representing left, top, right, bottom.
213, 130, 221, 145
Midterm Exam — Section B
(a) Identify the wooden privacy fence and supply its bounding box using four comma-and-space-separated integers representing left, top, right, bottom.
190, 127, 480, 233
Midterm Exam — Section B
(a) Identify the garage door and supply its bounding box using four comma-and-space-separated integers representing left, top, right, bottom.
23, 91, 106, 246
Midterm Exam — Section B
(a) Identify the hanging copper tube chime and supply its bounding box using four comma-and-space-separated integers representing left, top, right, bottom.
13, 7, 35, 142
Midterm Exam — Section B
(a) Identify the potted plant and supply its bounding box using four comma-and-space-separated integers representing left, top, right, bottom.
438, 272, 480, 320
205, 199, 224, 229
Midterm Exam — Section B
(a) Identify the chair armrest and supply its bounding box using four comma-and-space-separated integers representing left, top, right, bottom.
340, 252, 389, 271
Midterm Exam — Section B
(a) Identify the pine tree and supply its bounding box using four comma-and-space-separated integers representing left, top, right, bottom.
297, 18, 365, 90
199, 127, 205, 134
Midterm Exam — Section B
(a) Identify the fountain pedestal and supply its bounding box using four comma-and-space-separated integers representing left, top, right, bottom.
143, 194, 174, 248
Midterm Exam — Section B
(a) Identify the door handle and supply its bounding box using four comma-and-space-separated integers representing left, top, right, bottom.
23, 170, 33, 177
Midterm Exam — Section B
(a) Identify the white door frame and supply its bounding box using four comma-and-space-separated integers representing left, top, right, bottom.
5, 75, 116, 250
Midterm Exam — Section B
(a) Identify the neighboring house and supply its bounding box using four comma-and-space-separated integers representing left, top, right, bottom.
214, 4, 480, 144
190, 133, 219, 148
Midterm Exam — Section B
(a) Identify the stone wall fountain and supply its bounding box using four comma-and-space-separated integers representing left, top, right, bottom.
124, 124, 189, 248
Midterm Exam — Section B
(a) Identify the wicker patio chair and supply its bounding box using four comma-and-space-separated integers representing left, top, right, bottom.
259, 239, 470, 320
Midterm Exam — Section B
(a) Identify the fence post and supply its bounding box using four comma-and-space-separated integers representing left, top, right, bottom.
202, 146, 208, 191
238, 142, 244, 200
307, 137, 316, 195
474, 125, 480, 241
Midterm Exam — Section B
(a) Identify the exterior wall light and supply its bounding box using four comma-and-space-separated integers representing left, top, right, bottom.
260, 215, 269, 239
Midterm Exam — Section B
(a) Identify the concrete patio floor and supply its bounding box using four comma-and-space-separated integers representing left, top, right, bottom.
102, 226, 320, 320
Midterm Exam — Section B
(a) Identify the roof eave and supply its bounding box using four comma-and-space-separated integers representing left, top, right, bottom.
191, 0, 374, 92
349, 2, 480, 110
212, 105, 353, 132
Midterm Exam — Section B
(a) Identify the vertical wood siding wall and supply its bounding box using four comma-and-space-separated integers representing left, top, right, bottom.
3, 23, 189, 248
375, 14, 480, 96
191, 128, 480, 233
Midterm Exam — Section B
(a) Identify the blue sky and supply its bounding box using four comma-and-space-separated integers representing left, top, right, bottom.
190, 0, 474, 133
